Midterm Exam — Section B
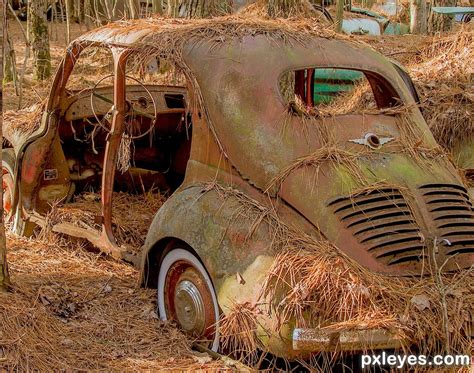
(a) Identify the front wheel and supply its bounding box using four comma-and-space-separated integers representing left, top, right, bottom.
157, 246, 220, 351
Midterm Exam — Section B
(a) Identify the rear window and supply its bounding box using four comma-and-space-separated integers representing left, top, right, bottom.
279, 67, 400, 116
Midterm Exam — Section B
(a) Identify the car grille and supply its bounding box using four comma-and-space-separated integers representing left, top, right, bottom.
328, 188, 425, 266
420, 184, 474, 258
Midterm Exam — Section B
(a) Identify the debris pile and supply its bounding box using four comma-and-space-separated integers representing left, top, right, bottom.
52, 191, 167, 249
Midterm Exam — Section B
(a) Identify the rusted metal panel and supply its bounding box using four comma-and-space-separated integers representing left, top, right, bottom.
182, 36, 433, 191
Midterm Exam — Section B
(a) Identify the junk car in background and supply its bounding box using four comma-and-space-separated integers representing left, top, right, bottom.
3, 17, 472, 361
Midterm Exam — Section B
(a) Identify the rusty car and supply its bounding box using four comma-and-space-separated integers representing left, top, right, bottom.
3, 17, 473, 360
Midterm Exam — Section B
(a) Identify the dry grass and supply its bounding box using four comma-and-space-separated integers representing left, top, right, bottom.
3, 101, 45, 148
219, 302, 262, 362
266, 146, 369, 192
0, 233, 232, 371
51, 191, 167, 250
410, 26, 473, 150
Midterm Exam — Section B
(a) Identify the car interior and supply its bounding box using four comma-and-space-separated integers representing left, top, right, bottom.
49, 52, 192, 248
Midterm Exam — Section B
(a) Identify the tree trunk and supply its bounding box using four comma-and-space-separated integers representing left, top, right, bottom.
84, 0, 93, 29
428, 0, 456, 33
0, 109, 9, 292
171, 0, 233, 18
167, 0, 179, 17
152, 0, 163, 14
128, 0, 139, 18
410, 0, 427, 34
3, 29, 16, 84
65, 0, 73, 44
1, 0, 10, 291
260, 0, 314, 18
75, 0, 84, 22
30, 0, 51, 80
335, 0, 344, 32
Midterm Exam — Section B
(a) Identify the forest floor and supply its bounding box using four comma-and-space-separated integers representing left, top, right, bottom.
1, 233, 234, 371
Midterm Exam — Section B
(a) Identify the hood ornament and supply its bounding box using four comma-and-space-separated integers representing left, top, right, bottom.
349, 133, 394, 150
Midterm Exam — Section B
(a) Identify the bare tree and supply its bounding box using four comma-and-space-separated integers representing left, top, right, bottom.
335, 0, 344, 32
1, 0, 11, 292
410, 0, 427, 34
168, 0, 233, 18
29, 0, 52, 80
152, 0, 163, 14
258, 0, 315, 17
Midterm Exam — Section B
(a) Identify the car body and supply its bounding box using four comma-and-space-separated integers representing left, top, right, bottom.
2, 18, 473, 359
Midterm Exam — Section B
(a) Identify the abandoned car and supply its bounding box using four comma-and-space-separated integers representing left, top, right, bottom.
3, 18, 473, 359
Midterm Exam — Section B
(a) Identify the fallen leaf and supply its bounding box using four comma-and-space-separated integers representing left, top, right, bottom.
411, 294, 430, 311
192, 354, 212, 365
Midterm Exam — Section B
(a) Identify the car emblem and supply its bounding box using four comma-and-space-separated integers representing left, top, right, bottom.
349, 133, 394, 150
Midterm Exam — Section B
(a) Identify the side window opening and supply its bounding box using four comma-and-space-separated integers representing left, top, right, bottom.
280, 67, 401, 116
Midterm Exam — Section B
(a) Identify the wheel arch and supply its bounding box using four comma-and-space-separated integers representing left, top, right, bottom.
139, 184, 277, 295
142, 236, 202, 289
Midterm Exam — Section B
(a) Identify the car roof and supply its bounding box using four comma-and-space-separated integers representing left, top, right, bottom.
76, 15, 343, 50
75, 16, 407, 93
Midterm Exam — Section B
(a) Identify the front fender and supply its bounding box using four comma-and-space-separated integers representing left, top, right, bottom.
141, 183, 327, 358
141, 184, 276, 295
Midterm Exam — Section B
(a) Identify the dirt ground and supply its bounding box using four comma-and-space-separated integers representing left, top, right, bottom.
0, 232, 237, 371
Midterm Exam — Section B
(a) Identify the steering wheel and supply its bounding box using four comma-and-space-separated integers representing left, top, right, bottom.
90, 74, 158, 140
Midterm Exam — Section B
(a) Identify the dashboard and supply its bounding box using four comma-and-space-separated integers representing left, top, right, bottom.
63, 85, 188, 121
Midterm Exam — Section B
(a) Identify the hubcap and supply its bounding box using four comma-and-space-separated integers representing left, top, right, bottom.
164, 260, 216, 342
174, 280, 205, 334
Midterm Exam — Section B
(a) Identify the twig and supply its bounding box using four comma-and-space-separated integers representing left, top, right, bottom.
432, 238, 450, 354
8, 2, 30, 109
78, 275, 114, 305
